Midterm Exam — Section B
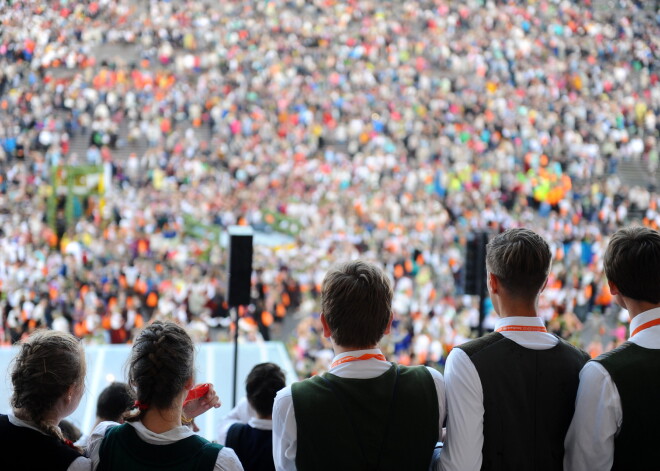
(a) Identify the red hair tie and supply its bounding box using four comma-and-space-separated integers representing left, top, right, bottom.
134, 400, 150, 411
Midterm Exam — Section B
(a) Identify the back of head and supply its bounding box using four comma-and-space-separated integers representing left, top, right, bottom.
245, 363, 286, 418
321, 260, 393, 348
10, 330, 85, 440
604, 226, 660, 304
126, 321, 194, 418
486, 228, 552, 299
58, 420, 82, 443
96, 382, 134, 423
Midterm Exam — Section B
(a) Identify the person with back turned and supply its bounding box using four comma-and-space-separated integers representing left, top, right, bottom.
272, 260, 445, 471
218, 362, 286, 471
564, 226, 660, 470
439, 228, 589, 471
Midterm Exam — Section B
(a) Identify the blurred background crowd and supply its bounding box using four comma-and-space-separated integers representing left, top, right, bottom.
0, 0, 659, 378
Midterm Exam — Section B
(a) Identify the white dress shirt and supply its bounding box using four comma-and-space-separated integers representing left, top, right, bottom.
438, 316, 558, 471
7, 413, 91, 471
564, 307, 660, 471
217, 397, 272, 445
272, 348, 446, 471
87, 420, 244, 471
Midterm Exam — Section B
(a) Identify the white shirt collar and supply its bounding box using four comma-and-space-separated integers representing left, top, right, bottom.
629, 307, 660, 339
495, 316, 545, 330
328, 348, 392, 379
247, 417, 273, 431
128, 420, 195, 444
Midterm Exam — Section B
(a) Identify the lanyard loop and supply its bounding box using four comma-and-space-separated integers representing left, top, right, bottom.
330, 353, 387, 369
496, 325, 547, 333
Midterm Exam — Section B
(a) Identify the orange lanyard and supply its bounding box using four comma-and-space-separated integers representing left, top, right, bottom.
330, 353, 387, 369
631, 317, 660, 337
496, 325, 547, 333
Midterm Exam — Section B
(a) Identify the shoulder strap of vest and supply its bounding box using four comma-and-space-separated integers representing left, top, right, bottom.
196, 440, 224, 470
456, 332, 504, 357
97, 424, 121, 471
595, 341, 636, 364
553, 335, 591, 361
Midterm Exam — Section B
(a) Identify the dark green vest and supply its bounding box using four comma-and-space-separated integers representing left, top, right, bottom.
291, 364, 439, 471
97, 423, 222, 471
595, 341, 660, 471
457, 332, 589, 471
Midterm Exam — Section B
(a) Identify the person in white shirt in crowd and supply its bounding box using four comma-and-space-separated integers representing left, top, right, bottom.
87, 321, 243, 471
218, 362, 285, 471
564, 226, 660, 470
439, 228, 589, 471
272, 260, 445, 471
0, 330, 90, 470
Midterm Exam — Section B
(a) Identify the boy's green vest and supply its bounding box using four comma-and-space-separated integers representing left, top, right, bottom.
595, 341, 660, 471
97, 423, 222, 471
291, 363, 439, 471
457, 332, 589, 471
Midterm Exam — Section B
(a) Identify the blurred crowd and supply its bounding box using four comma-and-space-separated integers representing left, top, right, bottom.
0, 0, 659, 376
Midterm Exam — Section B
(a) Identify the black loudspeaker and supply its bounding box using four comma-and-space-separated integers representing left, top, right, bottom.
228, 226, 253, 306
464, 231, 489, 296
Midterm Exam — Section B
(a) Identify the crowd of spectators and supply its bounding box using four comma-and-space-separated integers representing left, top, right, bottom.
0, 0, 659, 377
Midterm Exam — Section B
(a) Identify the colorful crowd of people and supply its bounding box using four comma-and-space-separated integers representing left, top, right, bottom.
0, 0, 659, 379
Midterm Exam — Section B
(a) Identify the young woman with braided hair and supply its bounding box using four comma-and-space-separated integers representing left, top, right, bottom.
87, 321, 243, 470
0, 330, 90, 470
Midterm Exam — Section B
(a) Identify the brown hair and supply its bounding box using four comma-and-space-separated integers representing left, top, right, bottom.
125, 321, 194, 421
486, 228, 552, 299
321, 260, 393, 348
10, 330, 85, 446
604, 226, 660, 304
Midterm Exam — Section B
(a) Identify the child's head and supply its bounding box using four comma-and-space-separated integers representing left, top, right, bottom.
321, 260, 393, 349
96, 382, 134, 423
604, 226, 660, 304
127, 321, 194, 417
10, 330, 85, 441
58, 419, 82, 443
245, 363, 286, 419
486, 228, 552, 301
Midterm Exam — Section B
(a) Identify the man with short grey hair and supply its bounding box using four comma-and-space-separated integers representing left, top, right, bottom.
439, 228, 589, 471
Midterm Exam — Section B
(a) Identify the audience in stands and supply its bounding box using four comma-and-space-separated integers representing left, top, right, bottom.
0, 2, 658, 382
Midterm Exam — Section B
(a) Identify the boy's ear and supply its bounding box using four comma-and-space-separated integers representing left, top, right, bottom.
487, 272, 499, 294
320, 313, 332, 339
608, 280, 619, 296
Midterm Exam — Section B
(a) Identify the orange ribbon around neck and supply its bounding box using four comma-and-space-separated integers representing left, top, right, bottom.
330, 353, 387, 369
631, 317, 660, 337
496, 325, 547, 333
